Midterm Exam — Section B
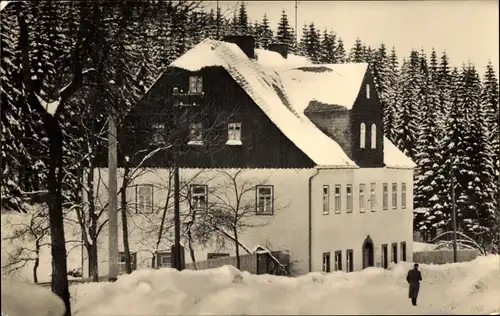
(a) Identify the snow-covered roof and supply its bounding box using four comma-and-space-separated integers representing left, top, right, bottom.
169, 39, 415, 169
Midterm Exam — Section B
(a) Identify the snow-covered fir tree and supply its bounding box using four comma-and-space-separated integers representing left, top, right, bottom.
383, 46, 400, 141
258, 14, 273, 49
319, 29, 337, 63
481, 61, 499, 180
348, 37, 365, 62
275, 10, 297, 53
297, 23, 309, 57
304, 23, 321, 63
334, 37, 346, 63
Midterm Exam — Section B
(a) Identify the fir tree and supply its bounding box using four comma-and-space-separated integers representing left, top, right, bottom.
236, 2, 250, 35
297, 23, 309, 57
319, 30, 336, 63
348, 37, 364, 62
258, 14, 273, 49
305, 23, 321, 63
384, 46, 400, 141
481, 61, 499, 179
334, 37, 346, 63
275, 10, 297, 54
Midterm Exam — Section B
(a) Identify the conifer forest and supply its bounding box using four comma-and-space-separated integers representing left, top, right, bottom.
1, 2, 499, 315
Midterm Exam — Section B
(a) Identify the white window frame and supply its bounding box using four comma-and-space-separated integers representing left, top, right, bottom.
346, 184, 353, 213
401, 183, 407, 209
370, 183, 376, 212
371, 123, 376, 149
323, 185, 330, 215
360, 123, 366, 149
156, 251, 172, 268
152, 123, 165, 145
322, 252, 331, 273
189, 76, 203, 94
359, 183, 366, 213
118, 251, 137, 274
382, 183, 388, 210
334, 251, 342, 271
256, 185, 274, 215
190, 184, 208, 211
366, 83, 370, 99
392, 182, 398, 209
188, 122, 203, 145
136, 184, 153, 214
227, 122, 242, 146
334, 184, 341, 214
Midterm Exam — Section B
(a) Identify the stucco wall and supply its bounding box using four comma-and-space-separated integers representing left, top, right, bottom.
311, 167, 414, 272
89, 168, 316, 277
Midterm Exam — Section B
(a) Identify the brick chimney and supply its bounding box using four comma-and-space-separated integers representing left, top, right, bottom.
268, 43, 288, 59
223, 35, 255, 59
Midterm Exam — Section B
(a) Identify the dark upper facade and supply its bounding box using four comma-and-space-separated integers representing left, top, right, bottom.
107, 36, 391, 170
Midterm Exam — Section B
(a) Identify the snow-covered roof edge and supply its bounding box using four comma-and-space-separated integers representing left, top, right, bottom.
383, 137, 416, 169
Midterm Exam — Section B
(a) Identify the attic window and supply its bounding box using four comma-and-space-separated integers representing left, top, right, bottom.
227, 123, 242, 146
151, 123, 165, 145
189, 76, 203, 94
366, 84, 370, 99
360, 123, 366, 149
371, 123, 376, 149
188, 123, 203, 146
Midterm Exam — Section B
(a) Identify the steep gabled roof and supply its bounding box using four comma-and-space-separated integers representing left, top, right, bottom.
169, 39, 415, 169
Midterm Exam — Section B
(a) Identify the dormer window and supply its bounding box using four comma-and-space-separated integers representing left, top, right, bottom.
366, 84, 370, 99
226, 122, 242, 146
189, 76, 203, 94
371, 123, 376, 149
188, 123, 203, 145
360, 123, 366, 149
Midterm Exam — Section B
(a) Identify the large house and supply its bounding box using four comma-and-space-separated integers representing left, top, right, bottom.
90, 36, 415, 277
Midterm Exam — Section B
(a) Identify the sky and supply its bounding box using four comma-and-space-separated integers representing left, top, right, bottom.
203, 1, 499, 75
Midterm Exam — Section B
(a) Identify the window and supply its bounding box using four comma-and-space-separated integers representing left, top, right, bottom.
136, 185, 153, 214
359, 184, 366, 212
382, 183, 388, 210
334, 251, 342, 271
391, 243, 398, 264
207, 253, 230, 260
323, 185, 330, 215
392, 183, 397, 209
156, 251, 172, 268
152, 123, 165, 145
334, 185, 341, 213
401, 183, 407, 209
346, 249, 353, 272
360, 123, 366, 149
227, 123, 242, 145
400, 242, 407, 261
189, 76, 203, 94
381, 244, 388, 269
370, 183, 376, 212
346, 185, 353, 213
322, 252, 331, 273
371, 123, 376, 149
256, 185, 274, 215
190, 185, 208, 210
188, 123, 203, 145
118, 251, 137, 274
366, 84, 370, 99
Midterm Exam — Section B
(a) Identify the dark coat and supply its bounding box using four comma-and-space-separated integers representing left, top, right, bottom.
406, 268, 423, 299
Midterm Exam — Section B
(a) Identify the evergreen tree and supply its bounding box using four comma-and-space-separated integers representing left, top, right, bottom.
384, 46, 400, 141
275, 10, 297, 54
319, 29, 336, 63
214, 6, 226, 40
258, 14, 273, 49
348, 37, 364, 62
334, 37, 346, 63
436, 51, 453, 136
236, 2, 250, 35
481, 61, 499, 179
297, 23, 309, 57
304, 23, 321, 63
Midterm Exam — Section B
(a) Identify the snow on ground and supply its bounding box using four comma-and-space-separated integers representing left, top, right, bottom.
1, 278, 65, 316
71, 255, 500, 316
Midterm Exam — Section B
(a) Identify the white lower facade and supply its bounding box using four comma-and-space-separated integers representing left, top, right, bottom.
85, 166, 413, 278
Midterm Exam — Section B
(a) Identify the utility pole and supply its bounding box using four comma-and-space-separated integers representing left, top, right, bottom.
295, 0, 298, 43
108, 106, 119, 281
172, 151, 182, 270
450, 156, 458, 263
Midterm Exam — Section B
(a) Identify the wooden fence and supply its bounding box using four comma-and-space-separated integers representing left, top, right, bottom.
185, 251, 291, 275
413, 249, 478, 264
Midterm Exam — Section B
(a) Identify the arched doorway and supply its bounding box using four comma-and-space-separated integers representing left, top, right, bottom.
362, 235, 375, 269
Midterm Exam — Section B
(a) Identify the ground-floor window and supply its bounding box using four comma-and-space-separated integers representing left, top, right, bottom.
346, 249, 353, 272
322, 252, 331, 273
400, 242, 407, 261
118, 251, 137, 274
334, 250, 342, 271
391, 243, 398, 264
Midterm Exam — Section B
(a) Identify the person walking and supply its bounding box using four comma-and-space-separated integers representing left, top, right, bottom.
406, 263, 423, 306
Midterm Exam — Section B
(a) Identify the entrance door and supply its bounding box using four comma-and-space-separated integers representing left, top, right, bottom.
362, 236, 375, 269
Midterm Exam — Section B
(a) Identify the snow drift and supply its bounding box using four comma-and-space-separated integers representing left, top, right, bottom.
71, 255, 500, 316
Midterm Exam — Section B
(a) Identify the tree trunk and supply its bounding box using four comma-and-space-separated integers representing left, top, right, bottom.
44, 113, 71, 316
121, 164, 132, 274
233, 227, 240, 270
187, 229, 198, 270
87, 242, 98, 282
34, 240, 40, 284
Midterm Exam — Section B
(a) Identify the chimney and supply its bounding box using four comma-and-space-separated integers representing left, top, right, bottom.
223, 35, 255, 59
268, 43, 288, 59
